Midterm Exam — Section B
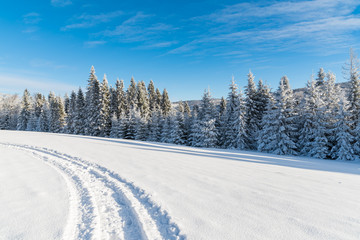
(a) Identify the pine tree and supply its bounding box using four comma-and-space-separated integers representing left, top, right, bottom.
147, 107, 162, 142
17, 89, 32, 131
196, 89, 217, 148
99, 74, 111, 137
258, 77, 297, 155
344, 48, 360, 155
315, 67, 326, 87
323, 72, 340, 156
216, 96, 227, 148
224, 78, 247, 149
137, 81, 150, 118
161, 89, 171, 116
127, 77, 138, 111
189, 105, 201, 147
148, 80, 157, 112
66, 91, 77, 134
331, 101, 355, 160
299, 79, 328, 158
74, 88, 86, 135
244, 70, 258, 149
254, 79, 271, 145
155, 88, 162, 109
37, 99, 50, 132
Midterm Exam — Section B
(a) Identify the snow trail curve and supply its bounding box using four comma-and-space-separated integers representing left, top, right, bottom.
1, 143, 185, 240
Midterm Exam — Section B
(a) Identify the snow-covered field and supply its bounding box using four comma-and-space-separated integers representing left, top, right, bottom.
0, 130, 359, 240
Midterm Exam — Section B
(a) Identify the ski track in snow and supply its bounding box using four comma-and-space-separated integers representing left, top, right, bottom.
1, 142, 185, 240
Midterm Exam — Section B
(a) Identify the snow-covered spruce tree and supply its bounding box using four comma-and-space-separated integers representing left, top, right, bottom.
298, 78, 328, 158
137, 81, 150, 119
195, 88, 217, 148
124, 107, 140, 140
216, 96, 227, 148
244, 70, 258, 149
110, 113, 120, 138
331, 100, 356, 160
170, 102, 186, 145
148, 80, 157, 113
135, 116, 149, 141
127, 77, 138, 111
64, 93, 70, 115
257, 93, 278, 153
74, 88, 86, 135
17, 89, 32, 131
147, 107, 162, 142
183, 101, 192, 145
258, 77, 297, 155
315, 67, 326, 87
48, 94, 66, 133
323, 72, 340, 157
0, 94, 20, 130
161, 114, 172, 143
254, 79, 271, 144
111, 79, 126, 119
155, 88, 162, 110
344, 48, 360, 155
117, 112, 128, 139
65, 91, 77, 134
86, 72, 102, 136
161, 89, 171, 116
99, 74, 112, 137
27, 93, 44, 131
36, 98, 50, 132
189, 105, 201, 147
224, 78, 247, 150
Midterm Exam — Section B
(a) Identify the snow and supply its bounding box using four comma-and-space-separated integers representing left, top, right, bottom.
1, 130, 360, 239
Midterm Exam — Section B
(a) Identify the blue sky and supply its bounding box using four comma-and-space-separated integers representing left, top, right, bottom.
1, 0, 360, 101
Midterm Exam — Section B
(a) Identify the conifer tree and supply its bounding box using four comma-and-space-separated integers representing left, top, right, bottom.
155, 88, 162, 109
137, 81, 150, 118
196, 89, 217, 148
315, 67, 326, 87
127, 77, 138, 110
99, 74, 111, 137
299, 79, 328, 158
74, 88, 86, 135
216, 96, 227, 148
244, 70, 258, 149
37, 99, 50, 132
331, 101, 355, 160
344, 48, 360, 155
148, 80, 157, 112
17, 89, 32, 130
66, 91, 77, 134
147, 107, 162, 142
161, 89, 171, 116
224, 78, 247, 149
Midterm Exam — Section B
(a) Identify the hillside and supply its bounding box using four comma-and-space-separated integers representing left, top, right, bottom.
1, 130, 359, 239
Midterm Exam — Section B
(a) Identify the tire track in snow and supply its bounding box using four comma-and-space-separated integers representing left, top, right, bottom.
1, 143, 185, 240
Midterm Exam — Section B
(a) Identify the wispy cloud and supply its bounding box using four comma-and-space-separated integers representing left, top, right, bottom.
136, 41, 178, 49
62, 10, 123, 31
23, 12, 41, 24
84, 40, 106, 48
51, 0, 72, 7
171, 0, 360, 56
22, 12, 41, 34
102, 12, 177, 42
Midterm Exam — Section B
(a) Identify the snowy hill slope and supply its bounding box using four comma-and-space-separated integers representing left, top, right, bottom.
0, 130, 360, 240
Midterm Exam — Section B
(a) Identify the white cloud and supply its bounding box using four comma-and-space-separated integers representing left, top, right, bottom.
62, 11, 123, 31
23, 12, 41, 24
51, 0, 72, 7
171, 0, 360, 56
84, 40, 106, 48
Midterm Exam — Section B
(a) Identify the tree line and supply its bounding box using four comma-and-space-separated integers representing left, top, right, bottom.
1, 50, 360, 161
